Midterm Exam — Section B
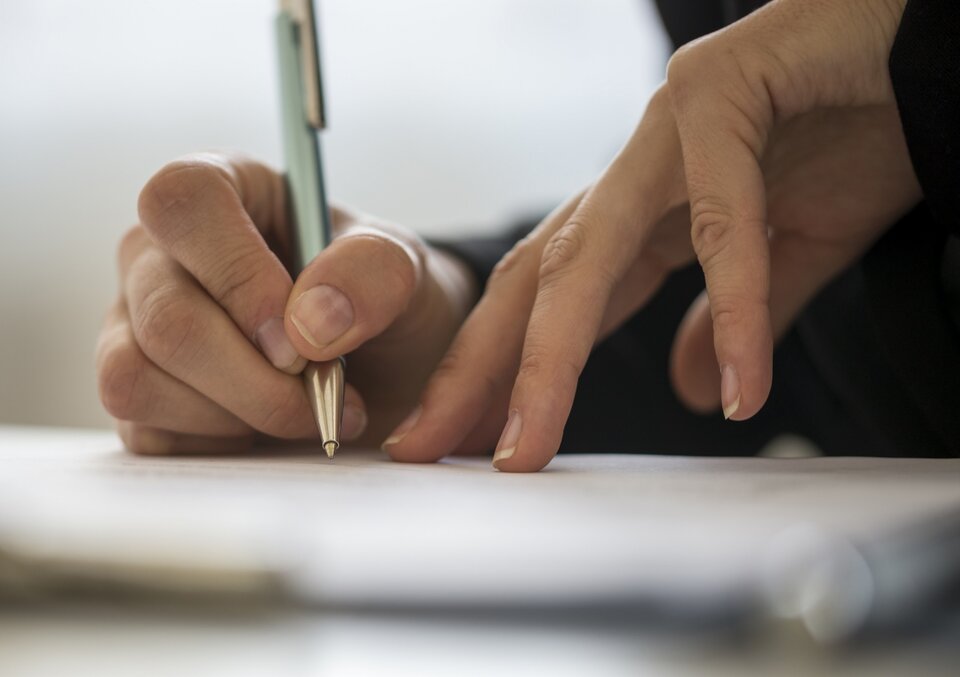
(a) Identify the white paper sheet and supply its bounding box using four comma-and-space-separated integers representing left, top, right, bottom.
2, 425, 959, 619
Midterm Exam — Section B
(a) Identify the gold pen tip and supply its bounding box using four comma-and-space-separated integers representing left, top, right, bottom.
324, 441, 337, 459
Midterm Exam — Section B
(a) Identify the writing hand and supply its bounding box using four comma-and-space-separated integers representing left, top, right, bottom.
97, 154, 476, 453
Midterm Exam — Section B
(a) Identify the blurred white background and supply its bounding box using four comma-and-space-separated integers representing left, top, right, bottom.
0, 0, 668, 429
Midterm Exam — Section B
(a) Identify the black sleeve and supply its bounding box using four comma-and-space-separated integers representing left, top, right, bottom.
889, 0, 960, 235
653, 0, 725, 48
429, 215, 542, 286
654, 0, 768, 49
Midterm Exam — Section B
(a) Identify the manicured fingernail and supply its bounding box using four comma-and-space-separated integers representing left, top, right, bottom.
341, 404, 368, 441
381, 405, 422, 450
493, 409, 522, 469
721, 364, 741, 420
254, 316, 303, 372
291, 285, 354, 348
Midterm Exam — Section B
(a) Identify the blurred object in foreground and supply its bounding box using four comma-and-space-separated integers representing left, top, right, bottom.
1, 424, 959, 650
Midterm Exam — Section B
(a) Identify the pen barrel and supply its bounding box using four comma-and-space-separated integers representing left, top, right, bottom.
303, 357, 345, 450
276, 10, 333, 275
278, 4, 345, 454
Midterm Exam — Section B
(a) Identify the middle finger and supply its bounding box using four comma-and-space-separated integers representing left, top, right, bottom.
124, 245, 317, 439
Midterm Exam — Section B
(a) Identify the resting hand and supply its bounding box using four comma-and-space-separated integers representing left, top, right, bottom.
382, 0, 918, 471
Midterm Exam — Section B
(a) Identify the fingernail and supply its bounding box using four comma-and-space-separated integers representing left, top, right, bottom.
254, 316, 302, 372
341, 404, 368, 441
721, 364, 741, 420
493, 408, 522, 469
291, 285, 354, 348
381, 405, 422, 450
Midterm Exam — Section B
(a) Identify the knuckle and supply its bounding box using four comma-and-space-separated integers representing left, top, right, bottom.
431, 344, 503, 403
489, 234, 538, 288
137, 158, 227, 243
668, 41, 772, 147
431, 345, 466, 380
666, 44, 704, 103
517, 348, 581, 392
712, 307, 740, 334
133, 285, 202, 370
539, 222, 588, 284
709, 297, 746, 336
97, 339, 150, 421
117, 225, 147, 263
689, 200, 735, 266
205, 244, 267, 312
646, 83, 673, 113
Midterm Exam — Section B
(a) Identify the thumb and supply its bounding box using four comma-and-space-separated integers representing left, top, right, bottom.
284, 223, 424, 362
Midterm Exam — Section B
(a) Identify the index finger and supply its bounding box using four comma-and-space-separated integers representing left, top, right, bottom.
137, 153, 303, 373
492, 93, 687, 472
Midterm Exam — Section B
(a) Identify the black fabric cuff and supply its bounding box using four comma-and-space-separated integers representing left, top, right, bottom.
889, 0, 960, 236
427, 215, 544, 288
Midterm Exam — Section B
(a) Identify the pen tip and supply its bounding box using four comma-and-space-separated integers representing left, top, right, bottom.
324, 441, 337, 459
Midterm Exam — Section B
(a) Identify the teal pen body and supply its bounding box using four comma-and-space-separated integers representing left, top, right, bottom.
276, 10, 333, 273
275, 4, 344, 456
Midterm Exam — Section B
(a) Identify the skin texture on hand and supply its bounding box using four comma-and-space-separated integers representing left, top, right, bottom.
96, 154, 477, 455
381, 0, 919, 472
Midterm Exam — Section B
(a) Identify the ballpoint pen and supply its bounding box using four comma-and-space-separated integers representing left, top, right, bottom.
276, 0, 344, 458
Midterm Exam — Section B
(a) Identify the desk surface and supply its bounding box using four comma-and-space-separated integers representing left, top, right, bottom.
1, 426, 958, 676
